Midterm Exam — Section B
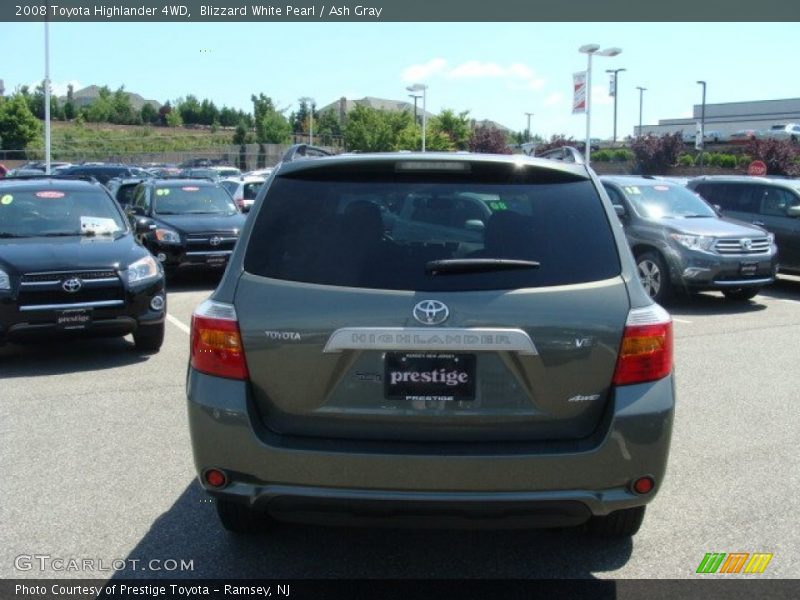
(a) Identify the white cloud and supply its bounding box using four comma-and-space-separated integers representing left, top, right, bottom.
543, 92, 564, 107
443, 60, 546, 93
400, 58, 447, 83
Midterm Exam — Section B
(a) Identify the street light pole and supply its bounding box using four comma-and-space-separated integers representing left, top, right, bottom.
408, 94, 422, 126
579, 44, 621, 166
636, 86, 647, 137
44, 14, 51, 174
606, 68, 626, 144
406, 84, 428, 151
524, 112, 534, 142
697, 80, 707, 169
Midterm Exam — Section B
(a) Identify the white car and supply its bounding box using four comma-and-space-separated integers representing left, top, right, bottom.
220, 175, 266, 212
764, 123, 800, 142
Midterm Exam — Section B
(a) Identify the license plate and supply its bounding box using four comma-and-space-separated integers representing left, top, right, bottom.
384, 352, 476, 402
739, 261, 758, 276
57, 309, 92, 330
207, 256, 228, 267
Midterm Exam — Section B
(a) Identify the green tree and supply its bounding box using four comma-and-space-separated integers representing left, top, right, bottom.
315, 109, 341, 145
165, 108, 183, 127
200, 99, 219, 126
468, 125, 512, 154
140, 103, 158, 124
0, 94, 42, 150
111, 87, 135, 124
258, 110, 292, 143
344, 105, 397, 152
84, 86, 113, 122
431, 109, 471, 150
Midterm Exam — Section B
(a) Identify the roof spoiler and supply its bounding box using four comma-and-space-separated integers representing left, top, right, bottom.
280, 144, 334, 163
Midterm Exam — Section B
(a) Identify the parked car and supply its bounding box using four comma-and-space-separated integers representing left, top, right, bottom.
219, 175, 267, 212
125, 178, 246, 276
763, 123, 800, 142
535, 145, 585, 163
105, 177, 150, 208
601, 176, 777, 303
729, 129, 761, 145
209, 166, 241, 178
187, 152, 675, 538
0, 177, 165, 351
180, 168, 221, 180
56, 164, 149, 185
688, 175, 800, 275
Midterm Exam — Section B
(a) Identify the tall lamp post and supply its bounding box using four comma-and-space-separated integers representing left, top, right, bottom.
579, 44, 622, 166
524, 112, 534, 142
299, 96, 315, 145
636, 86, 647, 137
606, 67, 626, 144
408, 93, 422, 125
44, 16, 51, 174
406, 83, 428, 151
696, 80, 707, 169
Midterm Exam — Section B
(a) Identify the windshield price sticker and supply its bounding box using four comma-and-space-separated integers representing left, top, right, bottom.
182, 186, 200, 192
653, 185, 670, 191
35, 191, 66, 199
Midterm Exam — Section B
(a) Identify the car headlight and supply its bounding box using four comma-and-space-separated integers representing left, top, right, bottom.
669, 233, 715, 251
128, 255, 161, 285
155, 228, 181, 243
767, 232, 775, 244
0, 269, 10, 291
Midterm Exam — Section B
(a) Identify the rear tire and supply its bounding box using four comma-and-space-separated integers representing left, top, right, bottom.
216, 498, 273, 534
722, 286, 761, 301
585, 506, 646, 538
133, 322, 164, 353
636, 251, 673, 305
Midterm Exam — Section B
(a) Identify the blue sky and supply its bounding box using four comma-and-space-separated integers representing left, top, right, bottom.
2, 21, 798, 139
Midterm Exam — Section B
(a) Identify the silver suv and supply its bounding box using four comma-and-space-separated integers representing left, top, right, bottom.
187, 153, 675, 538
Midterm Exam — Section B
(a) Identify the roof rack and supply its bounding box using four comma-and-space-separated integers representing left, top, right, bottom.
2, 173, 101, 184
281, 144, 334, 163
534, 146, 586, 165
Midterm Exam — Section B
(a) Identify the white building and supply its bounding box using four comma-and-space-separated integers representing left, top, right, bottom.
636, 97, 800, 138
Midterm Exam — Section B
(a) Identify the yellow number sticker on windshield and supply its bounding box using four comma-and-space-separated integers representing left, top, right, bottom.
0, 194, 12, 205
623, 186, 641, 195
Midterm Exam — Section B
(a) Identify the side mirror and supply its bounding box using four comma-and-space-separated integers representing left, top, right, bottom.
713, 204, 722, 213
465, 219, 485, 232
127, 205, 145, 216
613, 204, 627, 218
787, 205, 800, 218
135, 217, 157, 234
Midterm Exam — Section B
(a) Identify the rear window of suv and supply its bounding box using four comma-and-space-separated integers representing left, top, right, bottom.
243, 165, 621, 291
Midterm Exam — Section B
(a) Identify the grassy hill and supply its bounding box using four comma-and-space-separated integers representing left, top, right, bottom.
26, 121, 236, 160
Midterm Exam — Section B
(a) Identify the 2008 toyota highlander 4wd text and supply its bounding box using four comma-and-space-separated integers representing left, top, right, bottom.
186, 152, 675, 538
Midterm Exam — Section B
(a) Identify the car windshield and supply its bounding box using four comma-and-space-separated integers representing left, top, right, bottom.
0, 188, 126, 237
244, 174, 620, 292
243, 182, 264, 199
117, 185, 138, 206
620, 183, 717, 218
153, 185, 238, 215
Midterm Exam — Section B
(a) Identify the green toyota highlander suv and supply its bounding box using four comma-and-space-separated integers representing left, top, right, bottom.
186, 152, 675, 537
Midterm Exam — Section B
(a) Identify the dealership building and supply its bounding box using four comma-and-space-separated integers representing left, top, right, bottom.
637, 97, 800, 138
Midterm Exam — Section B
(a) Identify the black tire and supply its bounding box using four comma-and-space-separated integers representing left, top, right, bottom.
722, 286, 761, 301
133, 322, 164, 353
216, 498, 273, 534
585, 506, 646, 538
636, 251, 674, 304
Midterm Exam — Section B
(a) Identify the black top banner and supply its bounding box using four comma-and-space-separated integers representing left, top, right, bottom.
3, 0, 800, 22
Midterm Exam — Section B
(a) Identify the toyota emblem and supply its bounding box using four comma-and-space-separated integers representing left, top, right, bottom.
62, 277, 83, 293
209, 236, 222, 247
740, 238, 752, 250
413, 300, 449, 325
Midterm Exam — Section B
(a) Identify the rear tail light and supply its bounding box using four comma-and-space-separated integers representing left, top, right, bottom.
190, 299, 249, 380
613, 304, 673, 386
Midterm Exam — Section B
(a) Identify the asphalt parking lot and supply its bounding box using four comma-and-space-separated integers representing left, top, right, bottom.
2, 271, 799, 580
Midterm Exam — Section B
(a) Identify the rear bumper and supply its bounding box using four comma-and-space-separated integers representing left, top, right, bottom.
187, 370, 675, 523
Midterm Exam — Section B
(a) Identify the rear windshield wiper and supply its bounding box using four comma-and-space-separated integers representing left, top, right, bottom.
0, 232, 29, 238
425, 258, 541, 275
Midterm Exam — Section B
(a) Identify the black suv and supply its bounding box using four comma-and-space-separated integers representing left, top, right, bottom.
0, 177, 166, 351
125, 178, 246, 275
